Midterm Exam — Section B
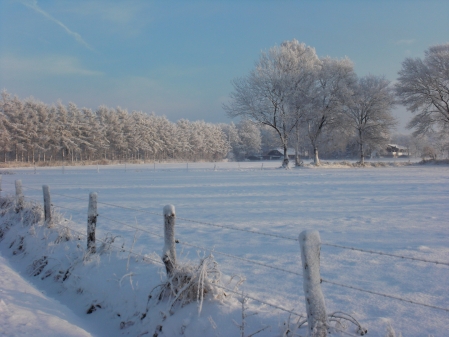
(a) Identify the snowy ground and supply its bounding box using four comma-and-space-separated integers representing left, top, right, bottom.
0, 253, 94, 337
0, 160, 448, 337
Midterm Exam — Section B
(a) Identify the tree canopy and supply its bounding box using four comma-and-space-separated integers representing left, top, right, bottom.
395, 43, 449, 136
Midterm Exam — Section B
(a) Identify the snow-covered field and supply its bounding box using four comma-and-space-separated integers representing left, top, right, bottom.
0, 160, 448, 337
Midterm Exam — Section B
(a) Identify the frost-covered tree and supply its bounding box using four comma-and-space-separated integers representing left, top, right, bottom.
237, 120, 261, 159
395, 43, 449, 136
176, 119, 193, 159
0, 111, 11, 162
225, 40, 318, 167
306, 57, 356, 165
343, 75, 397, 164
1, 91, 26, 161
219, 122, 241, 160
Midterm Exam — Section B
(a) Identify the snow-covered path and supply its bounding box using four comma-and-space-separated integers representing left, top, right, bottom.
0, 253, 95, 337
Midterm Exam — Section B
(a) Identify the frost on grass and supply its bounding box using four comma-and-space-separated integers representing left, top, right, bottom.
148, 252, 225, 316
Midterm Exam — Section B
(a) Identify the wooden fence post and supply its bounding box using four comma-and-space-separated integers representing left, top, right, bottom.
15, 180, 23, 212
299, 230, 328, 337
87, 192, 98, 254
42, 185, 52, 226
0, 175, 2, 197
162, 204, 176, 276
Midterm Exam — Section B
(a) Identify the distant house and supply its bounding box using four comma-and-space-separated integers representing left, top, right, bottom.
263, 148, 296, 160
386, 144, 408, 157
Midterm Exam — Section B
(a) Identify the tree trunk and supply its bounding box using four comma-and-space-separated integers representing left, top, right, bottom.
282, 143, 289, 168
359, 143, 365, 165
295, 123, 301, 166
314, 147, 320, 166
359, 130, 365, 165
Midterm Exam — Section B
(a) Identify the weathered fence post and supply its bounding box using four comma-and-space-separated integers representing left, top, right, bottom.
162, 204, 176, 276
15, 180, 23, 212
0, 175, 2, 197
299, 230, 328, 337
87, 192, 98, 254
42, 185, 52, 226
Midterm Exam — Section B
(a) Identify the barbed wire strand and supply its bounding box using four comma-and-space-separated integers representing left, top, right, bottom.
177, 216, 297, 241
95, 200, 163, 217
51, 221, 164, 266
214, 283, 303, 317
25, 195, 164, 243
98, 214, 164, 239
322, 278, 449, 313
178, 239, 303, 277
23, 194, 163, 240
18, 184, 87, 202
23, 196, 84, 214
322, 242, 449, 267
21, 184, 165, 217
332, 326, 363, 337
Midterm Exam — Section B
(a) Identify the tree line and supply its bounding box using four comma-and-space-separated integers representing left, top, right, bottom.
224, 40, 449, 165
0, 91, 229, 163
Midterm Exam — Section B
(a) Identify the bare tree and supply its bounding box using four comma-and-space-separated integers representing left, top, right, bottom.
224, 40, 318, 168
344, 75, 397, 164
395, 43, 449, 136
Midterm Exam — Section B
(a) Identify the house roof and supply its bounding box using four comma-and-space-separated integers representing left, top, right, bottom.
387, 144, 408, 151
268, 148, 296, 155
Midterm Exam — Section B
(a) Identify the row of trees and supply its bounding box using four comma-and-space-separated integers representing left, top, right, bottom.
225, 40, 449, 165
0, 92, 229, 163
224, 39, 396, 166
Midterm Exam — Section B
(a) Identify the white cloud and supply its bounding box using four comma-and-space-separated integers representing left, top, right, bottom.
395, 39, 416, 45
18, 0, 94, 51
0, 54, 103, 77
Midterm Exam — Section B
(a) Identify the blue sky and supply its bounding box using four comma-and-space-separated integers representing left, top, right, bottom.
1, 1, 448, 133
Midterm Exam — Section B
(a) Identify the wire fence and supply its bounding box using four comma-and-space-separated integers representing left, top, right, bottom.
2, 180, 449, 323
